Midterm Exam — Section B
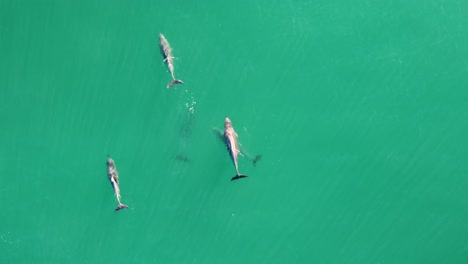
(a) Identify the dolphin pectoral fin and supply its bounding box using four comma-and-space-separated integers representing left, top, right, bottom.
115, 204, 128, 212
253, 155, 262, 167
163, 56, 175, 62
231, 174, 248, 181
110, 179, 119, 190
212, 128, 225, 143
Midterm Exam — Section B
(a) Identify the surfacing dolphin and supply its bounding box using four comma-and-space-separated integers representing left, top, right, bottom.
159, 33, 183, 89
224, 117, 247, 181
106, 156, 129, 212
222, 117, 262, 181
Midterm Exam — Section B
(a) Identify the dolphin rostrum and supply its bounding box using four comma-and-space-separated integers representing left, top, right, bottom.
224, 117, 249, 181
159, 33, 183, 89
106, 156, 129, 211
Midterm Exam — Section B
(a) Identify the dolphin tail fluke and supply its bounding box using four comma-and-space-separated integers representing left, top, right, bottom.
253, 155, 262, 167
167, 79, 184, 89
231, 174, 248, 181
115, 204, 129, 212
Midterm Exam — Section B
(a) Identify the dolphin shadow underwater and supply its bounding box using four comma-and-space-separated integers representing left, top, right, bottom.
213, 117, 262, 181
174, 108, 196, 163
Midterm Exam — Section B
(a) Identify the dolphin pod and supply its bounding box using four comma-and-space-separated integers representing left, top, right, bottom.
106, 33, 261, 211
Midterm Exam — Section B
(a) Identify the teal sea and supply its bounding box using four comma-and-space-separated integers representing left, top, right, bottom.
1, 0, 468, 263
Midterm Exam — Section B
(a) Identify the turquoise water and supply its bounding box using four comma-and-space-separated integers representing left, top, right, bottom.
1, 0, 468, 263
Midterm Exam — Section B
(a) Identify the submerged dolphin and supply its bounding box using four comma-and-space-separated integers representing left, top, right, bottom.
159, 33, 183, 88
224, 117, 249, 181
106, 156, 129, 211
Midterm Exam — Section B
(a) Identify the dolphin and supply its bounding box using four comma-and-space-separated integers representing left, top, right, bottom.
224, 117, 249, 181
106, 156, 129, 211
159, 33, 183, 88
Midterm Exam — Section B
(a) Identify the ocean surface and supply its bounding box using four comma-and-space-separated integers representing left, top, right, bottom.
1, 0, 468, 263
